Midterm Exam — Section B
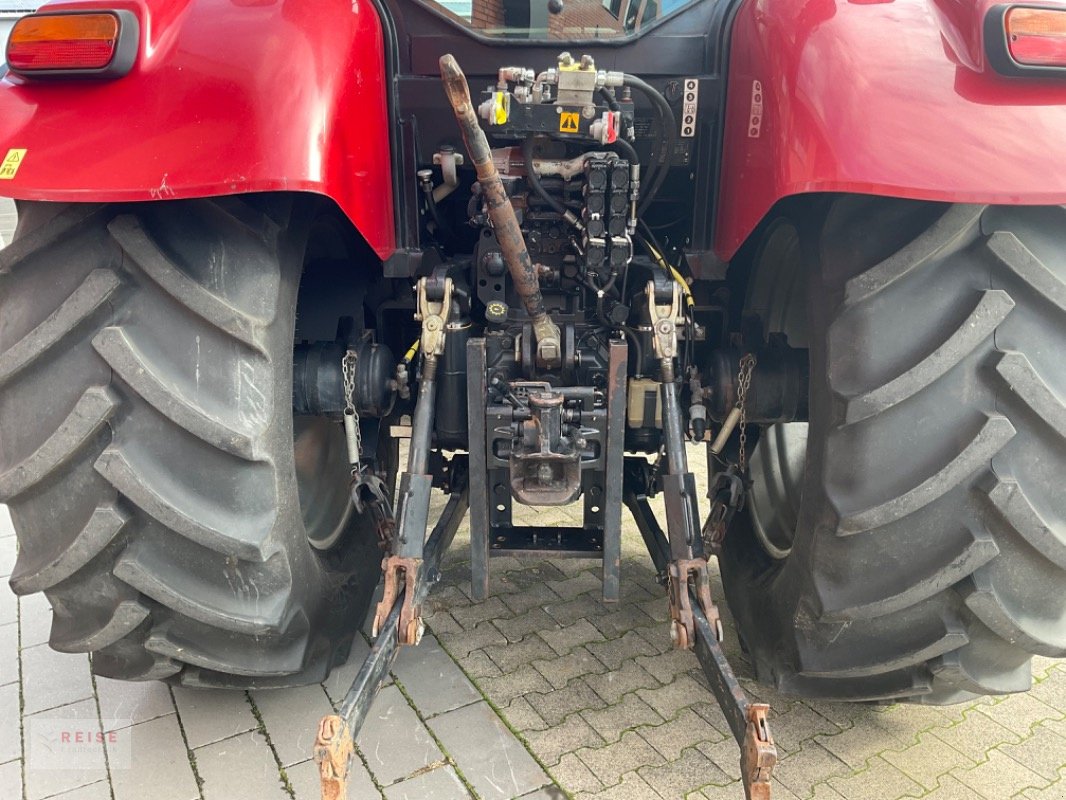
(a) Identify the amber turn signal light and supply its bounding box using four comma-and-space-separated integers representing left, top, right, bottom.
1006, 6, 1066, 67
6, 11, 137, 76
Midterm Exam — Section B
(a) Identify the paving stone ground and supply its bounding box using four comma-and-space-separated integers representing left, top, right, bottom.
2, 198, 1065, 800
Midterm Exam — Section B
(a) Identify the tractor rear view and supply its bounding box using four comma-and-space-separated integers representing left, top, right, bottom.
1, 0, 1065, 797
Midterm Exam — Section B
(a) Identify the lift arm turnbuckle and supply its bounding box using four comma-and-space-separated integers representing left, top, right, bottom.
371, 276, 455, 646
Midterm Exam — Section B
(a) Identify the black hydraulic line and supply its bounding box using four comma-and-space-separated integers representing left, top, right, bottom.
608, 136, 640, 169
623, 74, 677, 216
522, 135, 571, 221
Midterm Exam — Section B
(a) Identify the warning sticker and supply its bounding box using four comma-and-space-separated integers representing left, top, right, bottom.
0, 149, 27, 180
559, 112, 580, 133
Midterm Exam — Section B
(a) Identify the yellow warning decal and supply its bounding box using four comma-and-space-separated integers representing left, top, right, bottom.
0, 149, 27, 180
559, 112, 580, 133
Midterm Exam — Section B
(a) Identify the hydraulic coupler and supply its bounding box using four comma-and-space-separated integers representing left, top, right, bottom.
371, 275, 454, 646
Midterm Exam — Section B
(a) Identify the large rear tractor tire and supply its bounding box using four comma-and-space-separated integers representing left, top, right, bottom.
720, 198, 1066, 703
0, 197, 389, 688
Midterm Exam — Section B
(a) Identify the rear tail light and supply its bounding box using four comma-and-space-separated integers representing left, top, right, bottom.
1006, 6, 1066, 66
5, 11, 138, 77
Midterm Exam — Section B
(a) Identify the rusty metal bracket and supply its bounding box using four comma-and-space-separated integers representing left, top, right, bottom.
313, 715, 354, 800
742, 704, 777, 800
667, 557, 723, 650
371, 556, 424, 645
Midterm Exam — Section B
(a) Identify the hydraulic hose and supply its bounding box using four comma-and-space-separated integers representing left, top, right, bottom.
522, 136, 571, 220
623, 74, 676, 216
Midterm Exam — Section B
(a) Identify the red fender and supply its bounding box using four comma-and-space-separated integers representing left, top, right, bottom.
715, 0, 1066, 260
0, 0, 395, 259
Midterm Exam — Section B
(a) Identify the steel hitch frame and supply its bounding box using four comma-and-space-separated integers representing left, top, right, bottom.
315, 461, 470, 800
371, 275, 453, 645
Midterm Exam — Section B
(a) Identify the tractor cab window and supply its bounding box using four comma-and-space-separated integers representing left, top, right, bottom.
427, 0, 696, 39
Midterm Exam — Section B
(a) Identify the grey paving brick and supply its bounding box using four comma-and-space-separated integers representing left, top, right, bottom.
485, 634, 557, 674
0, 534, 15, 578
543, 594, 610, 627
881, 730, 975, 791
502, 696, 548, 733
546, 572, 602, 601
0, 583, 15, 626
426, 610, 463, 637
766, 703, 845, 756
18, 593, 52, 649
357, 684, 443, 786
828, 755, 924, 800
533, 647, 606, 690
636, 707, 723, 761
50, 780, 112, 799
952, 747, 1049, 799
931, 708, 1023, 763
95, 677, 174, 730
20, 644, 93, 716
0, 682, 19, 765
494, 607, 558, 642
589, 605, 657, 640
0, 758, 21, 800
980, 692, 1063, 737
574, 770, 658, 800
429, 701, 550, 800
549, 752, 603, 794
1000, 723, 1066, 781
539, 620, 606, 657
252, 684, 334, 768
582, 694, 663, 744
576, 729, 666, 788
0, 622, 17, 687
383, 765, 472, 800
172, 686, 257, 749
814, 712, 911, 770
528, 679, 606, 727
480, 665, 554, 706
635, 649, 701, 686
522, 714, 605, 767
196, 731, 289, 800
774, 740, 853, 799
287, 756, 380, 800
106, 713, 198, 800
638, 746, 731, 799
586, 631, 657, 672
698, 737, 744, 782
502, 582, 564, 616
457, 648, 504, 679
588, 660, 659, 706
0, 505, 13, 537
24, 699, 107, 800
392, 634, 481, 718
634, 673, 707, 721
515, 787, 569, 800
1032, 668, 1066, 713
439, 623, 509, 659
450, 596, 511, 630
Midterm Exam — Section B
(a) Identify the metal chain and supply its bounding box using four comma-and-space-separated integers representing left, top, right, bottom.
736, 353, 757, 472
342, 349, 362, 474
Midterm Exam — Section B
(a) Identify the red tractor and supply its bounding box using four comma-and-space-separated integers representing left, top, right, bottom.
1, 0, 1065, 796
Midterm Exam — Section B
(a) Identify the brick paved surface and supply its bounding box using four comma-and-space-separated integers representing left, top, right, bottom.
2, 198, 1065, 799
